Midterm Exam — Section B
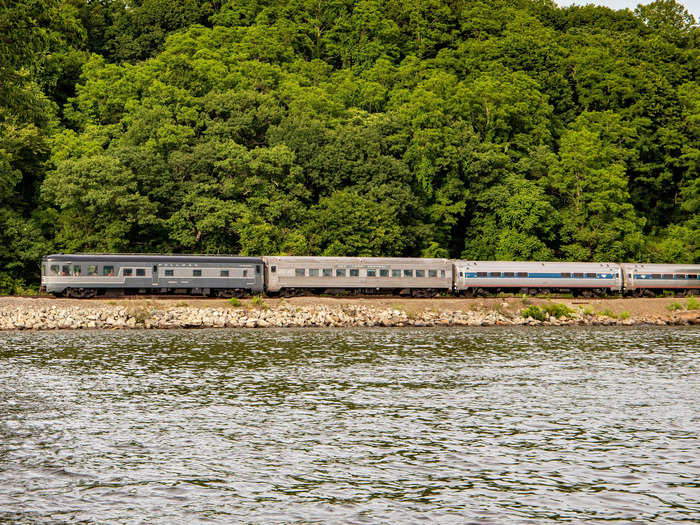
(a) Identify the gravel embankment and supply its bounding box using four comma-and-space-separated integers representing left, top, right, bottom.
0, 297, 698, 330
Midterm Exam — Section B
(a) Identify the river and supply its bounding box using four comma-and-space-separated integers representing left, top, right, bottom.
1, 327, 699, 523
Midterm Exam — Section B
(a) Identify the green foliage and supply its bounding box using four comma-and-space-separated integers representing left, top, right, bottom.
541, 302, 575, 319
667, 301, 683, 311
599, 308, 618, 318
251, 294, 268, 309
228, 297, 241, 307
685, 297, 699, 310
619, 311, 631, 320
522, 305, 545, 321
1, 0, 699, 292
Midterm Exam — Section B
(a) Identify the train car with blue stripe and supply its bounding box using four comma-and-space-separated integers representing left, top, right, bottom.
453, 261, 623, 296
620, 263, 700, 296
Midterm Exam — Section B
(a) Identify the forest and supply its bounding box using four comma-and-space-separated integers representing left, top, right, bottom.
1, 0, 698, 293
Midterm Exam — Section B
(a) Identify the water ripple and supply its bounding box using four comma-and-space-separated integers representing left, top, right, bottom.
1, 327, 699, 523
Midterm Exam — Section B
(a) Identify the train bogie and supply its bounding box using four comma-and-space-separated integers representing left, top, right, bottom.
263, 256, 452, 296
41, 254, 264, 297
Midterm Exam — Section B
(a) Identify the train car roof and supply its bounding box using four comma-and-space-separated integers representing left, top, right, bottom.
262, 256, 450, 263
42, 254, 263, 264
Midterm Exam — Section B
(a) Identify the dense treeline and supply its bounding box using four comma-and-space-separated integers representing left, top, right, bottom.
1, 0, 698, 292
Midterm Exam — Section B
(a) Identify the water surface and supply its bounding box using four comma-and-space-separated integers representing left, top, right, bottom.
1, 327, 699, 523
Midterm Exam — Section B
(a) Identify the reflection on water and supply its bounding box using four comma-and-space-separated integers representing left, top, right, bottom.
1, 327, 699, 523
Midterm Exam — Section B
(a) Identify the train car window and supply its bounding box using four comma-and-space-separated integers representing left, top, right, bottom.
459, 272, 463, 277
271, 266, 276, 273
73, 265, 82, 276
87, 265, 97, 276
309, 269, 319, 276
295, 268, 305, 277
416, 270, 425, 277
62, 265, 70, 276
380, 269, 389, 277
243, 270, 248, 277
662, 274, 673, 279
573, 273, 584, 278
585, 273, 597, 278
477, 272, 487, 277
350, 269, 359, 277
517, 272, 528, 277
323, 268, 332, 277
489, 272, 501, 278
391, 269, 401, 277
336, 269, 346, 277
193, 269, 202, 277
651, 274, 662, 279
673, 274, 684, 279
429, 270, 437, 278
163, 269, 174, 276
561, 272, 571, 278
103, 266, 115, 276
688, 274, 698, 279
403, 270, 413, 277
440, 270, 446, 277
136, 268, 145, 276
503, 272, 514, 277
220, 270, 229, 277
50, 265, 59, 275
367, 269, 376, 277
124, 268, 133, 276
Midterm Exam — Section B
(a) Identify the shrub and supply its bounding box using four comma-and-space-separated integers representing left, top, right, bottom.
686, 297, 699, 310
228, 297, 240, 307
251, 295, 269, 310
663, 290, 675, 297
599, 308, 617, 318
522, 305, 545, 321
521, 295, 531, 305
618, 311, 630, 320
666, 302, 682, 311
581, 306, 594, 316
541, 302, 575, 318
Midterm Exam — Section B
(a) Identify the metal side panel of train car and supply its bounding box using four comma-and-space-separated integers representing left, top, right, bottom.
263, 256, 453, 293
453, 261, 623, 292
620, 263, 700, 291
41, 254, 264, 295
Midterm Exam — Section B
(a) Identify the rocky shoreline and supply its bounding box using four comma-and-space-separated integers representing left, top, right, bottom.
1, 301, 698, 330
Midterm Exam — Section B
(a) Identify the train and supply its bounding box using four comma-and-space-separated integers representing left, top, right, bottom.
41, 254, 700, 298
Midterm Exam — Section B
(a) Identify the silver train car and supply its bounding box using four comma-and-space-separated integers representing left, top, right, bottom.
263, 256, 452, 296
41, 254, 264, 297
453, 260, 624, 296
620, 263, 700, 296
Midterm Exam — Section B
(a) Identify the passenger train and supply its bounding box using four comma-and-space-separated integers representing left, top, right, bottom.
41, 254, 700, 298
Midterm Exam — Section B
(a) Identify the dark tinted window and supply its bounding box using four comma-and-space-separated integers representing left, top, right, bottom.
220, 270, 229, 277
573, 273, 584, 278
688, 274, 698, 279
123, 268, 133, 276
336, 269, 346, 277
391, 269, 401, 277
403, 269, 413, 277
136, 269, 145, 276
295, 268, 305, 277
489, 272, 501, 277
416, 269, 425, 277
103, 266, 115, 276
323, 268, 332, 277
476, 272, 487, 277
503, 272, 514, 277
309, 269, 319, 276
165, 269, 174, 276
517, 272, 528, 277
270, 266, 276, 273
193, 269, 202, 277
651, 274, 662, 279
662, 274, 674, 279
380, 269, 389, 277
350, 269, 359, 277
585, 273, 597, 278
367, 269, 376, 277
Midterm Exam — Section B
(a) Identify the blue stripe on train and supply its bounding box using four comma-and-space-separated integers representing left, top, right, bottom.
461, 273, 617, 279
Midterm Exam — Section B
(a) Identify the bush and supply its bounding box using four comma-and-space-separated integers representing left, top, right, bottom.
228, 297, 240, 307
541, 302, 575, 318
251, 295, 269, 310
666, 302, 682, 311
686, 297, 699, 310
663, 290, 675, 297
599, 308, 617, 318
581, 306, 594, 316
619, 311, 630, 320
522, 305, 545, 321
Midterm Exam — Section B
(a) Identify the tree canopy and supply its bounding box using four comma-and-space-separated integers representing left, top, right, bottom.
1, 0, 698, 292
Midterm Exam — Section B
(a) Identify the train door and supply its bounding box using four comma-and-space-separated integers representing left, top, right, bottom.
152, 265, 159, 286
